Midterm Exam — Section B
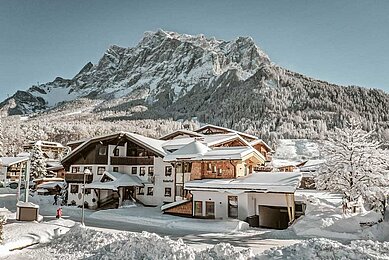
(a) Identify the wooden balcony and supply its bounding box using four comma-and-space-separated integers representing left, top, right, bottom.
110, 156, 154, 166
65, 173, 93, 183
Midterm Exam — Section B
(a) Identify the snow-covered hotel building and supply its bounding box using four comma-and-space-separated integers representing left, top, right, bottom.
62, 125, 301, 229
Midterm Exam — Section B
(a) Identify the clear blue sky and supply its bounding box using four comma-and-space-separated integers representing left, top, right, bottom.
1, 0, 389, 100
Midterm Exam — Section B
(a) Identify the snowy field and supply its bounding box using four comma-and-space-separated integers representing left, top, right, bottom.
1, 187, 389, 259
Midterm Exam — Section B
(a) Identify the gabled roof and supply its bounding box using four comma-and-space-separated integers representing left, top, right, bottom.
164, 140, 211, 161
195, 124, 258, 141
159, 129, 204, 140
162, 133, 250, 152
249, 139, 274, 152
85, 171, 144, 190
23, 140, 65, 148
164, 144, 265, 162
185, 172, 302, 193
62, 132, 167, 164
0, 157, 29, 167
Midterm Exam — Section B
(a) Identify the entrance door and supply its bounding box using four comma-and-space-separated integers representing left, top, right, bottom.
205, 201, 215, 219
228, 196, 238, 218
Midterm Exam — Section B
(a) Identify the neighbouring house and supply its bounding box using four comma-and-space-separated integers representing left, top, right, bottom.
46, 161, 66, 178
23, 140, 67, 160
0, 156, 29, 184
62, 132, 175, 209
21, 140, 68, 178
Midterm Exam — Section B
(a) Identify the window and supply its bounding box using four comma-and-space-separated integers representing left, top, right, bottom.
212, 165, 217, 173
206, 201, 215, 218
138, 187, 144, 195
140, 167, 146, 176
131, 167, 137, 175
217, 168, 222, 176
147, 187, 154, 196
228, 196, 238, 218
83, 188, 91, 195
148, 166, 154, 176
70, 184, 79, 193
165, 166, 172, 176
164, 188, 171, 197
194, 201, 202, 217
183, 162, 192, 173
84, 166, 92, 173
175, 185, 184, 198
113, 167, 119, 173
207, 163, 212, 171
71, 166, 80, 173
97, 167, 105, 175
113, 148, 120, 156
99, 146, 107, 155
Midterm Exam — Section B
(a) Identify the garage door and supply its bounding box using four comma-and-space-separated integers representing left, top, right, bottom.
258, 205, 289, 229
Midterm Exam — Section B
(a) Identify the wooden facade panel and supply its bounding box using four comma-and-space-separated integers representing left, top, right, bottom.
65, 173, 93, 183
164, 201, 193, 216
68, 144, 108, 167
190, 161, 237, 180
110, 156, 154, 165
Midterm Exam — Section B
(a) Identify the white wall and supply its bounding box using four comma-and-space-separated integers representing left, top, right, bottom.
67, 156, 176, 207
191, 190, 248, 220
191, 190, 292, 220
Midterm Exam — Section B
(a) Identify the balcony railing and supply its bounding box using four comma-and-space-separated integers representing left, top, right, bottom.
110, 156, 154, 166
65, 173, 93, 183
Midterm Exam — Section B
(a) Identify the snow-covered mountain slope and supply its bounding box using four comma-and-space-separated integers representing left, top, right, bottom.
0, 30, 270, 114
1, 30, 389, 140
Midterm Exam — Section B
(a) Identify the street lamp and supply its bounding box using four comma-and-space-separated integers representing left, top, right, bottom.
81, 168, 91, 226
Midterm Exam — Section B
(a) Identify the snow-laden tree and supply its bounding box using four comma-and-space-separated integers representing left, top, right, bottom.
316, 119, 389, 213
30, 145, 46, 178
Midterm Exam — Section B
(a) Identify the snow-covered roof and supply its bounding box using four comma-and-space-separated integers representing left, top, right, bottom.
159, 129, 204, 140
162, 133, 249, 151
16, 201, 39, 208
299, 159, 326, 172
37, 181, 65, 189
164, 143, 264, 162
125, 132, 166, 156
24, 140, 65, 148
63, 132, 167, 163
195, 124, 259, 141
85, 171, 144, 191
16, 152, 31, 157
0, 157, 29, 167
185, 172, 302, 193
164, 140, 211, 161
160, 199, 189, 211
249, 139, 274, 152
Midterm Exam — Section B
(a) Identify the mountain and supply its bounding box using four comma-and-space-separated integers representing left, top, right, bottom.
2, 29, 389, 141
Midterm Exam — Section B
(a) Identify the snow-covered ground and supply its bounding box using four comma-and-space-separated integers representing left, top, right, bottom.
1, 187, 389, 259
2, 223, 389, 259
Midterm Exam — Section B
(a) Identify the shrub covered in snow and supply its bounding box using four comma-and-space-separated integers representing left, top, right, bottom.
260, 238, 389, 260
45, 225, 255, 260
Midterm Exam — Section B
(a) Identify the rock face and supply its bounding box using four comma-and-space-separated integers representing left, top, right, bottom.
1, 30, 389, 139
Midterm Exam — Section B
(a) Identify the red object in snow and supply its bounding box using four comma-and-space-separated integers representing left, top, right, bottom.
56, 208, 62, 219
